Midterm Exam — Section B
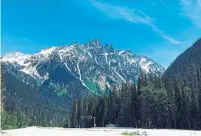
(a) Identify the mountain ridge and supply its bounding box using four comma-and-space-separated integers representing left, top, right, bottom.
2, 39, 165, 94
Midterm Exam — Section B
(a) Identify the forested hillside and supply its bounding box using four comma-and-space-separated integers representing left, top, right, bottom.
1, 68, 67, 129
66, 70, 201, 129
1, 38, 201, 130
163, 38, 201, 129
164, 38, 201, 90
0, 40, 164, 130
66, 38, 201, 129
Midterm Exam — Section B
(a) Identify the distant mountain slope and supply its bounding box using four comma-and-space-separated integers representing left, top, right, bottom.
164, 37, 201, 88
1, 39, 165, 126
3, 72, 68, 126
2, 39, 165, 96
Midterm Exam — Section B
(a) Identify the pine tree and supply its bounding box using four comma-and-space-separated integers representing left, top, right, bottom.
130, 83, 138, 127
1, 67, 5, 113
63, 114, 70, 128
102, 95, 108, 127
70, 100, 77, 128
76, 99, 81, 128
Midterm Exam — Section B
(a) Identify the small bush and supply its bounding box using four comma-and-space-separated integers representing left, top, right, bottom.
122, 131, 137, 136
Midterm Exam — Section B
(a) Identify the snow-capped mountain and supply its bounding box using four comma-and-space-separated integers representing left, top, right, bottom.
2, 39, 165, 96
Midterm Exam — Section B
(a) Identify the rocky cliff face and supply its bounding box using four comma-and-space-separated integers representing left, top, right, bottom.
2, 39, 165, 97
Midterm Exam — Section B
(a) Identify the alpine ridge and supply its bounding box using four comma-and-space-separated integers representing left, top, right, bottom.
2, 39, 165, 96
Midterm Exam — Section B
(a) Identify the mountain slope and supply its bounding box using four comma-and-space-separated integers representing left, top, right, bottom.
2, 71, 68, 127
164, 37, 201, 88
163, 37, 201, 129
2, 39, 165, 96
1, 39, 165, 128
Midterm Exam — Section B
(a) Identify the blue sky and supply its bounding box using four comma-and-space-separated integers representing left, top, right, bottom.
2, 0, 201, 68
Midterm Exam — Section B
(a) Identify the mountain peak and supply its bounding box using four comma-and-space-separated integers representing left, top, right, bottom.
2, 51, 30, 65
104, 44, 114, 52
87, 39, 101, 46
39, 47, 57, 55
4, 52, 24, 58
2, 39, 165, 91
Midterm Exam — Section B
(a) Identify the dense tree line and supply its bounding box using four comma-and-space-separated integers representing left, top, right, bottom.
1, 68, 68, 130
2, 38, 201, 130
1, 69, 201, 130
1, 37, 201, 130
163, 37, 201, 129
1, 68, 201, 130
66, 70, 201, 130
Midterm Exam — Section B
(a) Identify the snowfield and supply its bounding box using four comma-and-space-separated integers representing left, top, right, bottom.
1, 127, 201, 136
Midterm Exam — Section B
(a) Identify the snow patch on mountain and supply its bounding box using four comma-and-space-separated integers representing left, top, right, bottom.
113, 69, 126, 83
1, 39, 165, 93
127, 58, 137, 64
76, 61, 91, 91
20, 65, 42, 79
2, 52, 30, 66
139, 58, 154, 73
39, 47, 57, 55
118, 50, 125, 55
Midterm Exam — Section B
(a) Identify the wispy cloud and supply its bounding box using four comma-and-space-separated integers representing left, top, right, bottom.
180, 0, 201, 28
90, 0, 180, 44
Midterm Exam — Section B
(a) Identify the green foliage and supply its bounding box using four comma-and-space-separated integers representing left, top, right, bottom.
16, 111, 30, 128
48, 81, 69, 96
70, 101, 77, 128
49, 81, 61, 92
2, 39, 201, 129
63, 115, 70, 128
1, 71, 68, 129
84, 79, 97, 91
1, 67, 5, 112
57, 89, 68, 97
84, 79, 107, 95
67, 69, 201, 129
36, 79, 43, 87
122, 131, 137, 136
1, 110, 31, 130
1, 110, 16, 129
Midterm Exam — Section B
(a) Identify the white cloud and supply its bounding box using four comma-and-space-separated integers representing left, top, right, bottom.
90, 0, 180, 44
180, 0, 201, 28
91, 0, 150, 24
149, 24, 181, 44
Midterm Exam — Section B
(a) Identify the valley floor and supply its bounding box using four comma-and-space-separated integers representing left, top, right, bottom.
1, 127, 201, 136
